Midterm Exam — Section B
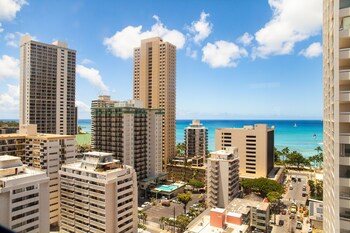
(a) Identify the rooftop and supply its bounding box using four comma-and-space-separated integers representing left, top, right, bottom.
227, 198, 269, 213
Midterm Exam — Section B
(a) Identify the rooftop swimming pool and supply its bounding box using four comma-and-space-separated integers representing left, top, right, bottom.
155, 185, 179, 192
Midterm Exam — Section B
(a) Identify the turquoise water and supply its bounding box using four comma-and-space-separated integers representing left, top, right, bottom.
156, 185, 178, 192
78, 119, 323, 158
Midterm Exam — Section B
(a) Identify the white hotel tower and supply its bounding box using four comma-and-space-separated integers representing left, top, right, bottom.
324, 0, 350, 231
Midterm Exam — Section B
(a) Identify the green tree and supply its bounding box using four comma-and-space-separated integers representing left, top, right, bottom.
316, 180, 323, 200
177, 191, 192, 214
274, 147, 282, 163
159, 216, 166, 230
281, 147, 290, 165
286, 151, 308, 169
240, 177, 284, 197
267, 191, 282, 224
176, 215, 191, 232
176, 143, 185, 157
188, 179, 204, 192
308, 180, 316, 197
138, 223, 147, 231
0, 121, 19, 127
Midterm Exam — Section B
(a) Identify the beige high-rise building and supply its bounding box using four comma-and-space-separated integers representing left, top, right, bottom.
0, 155, 50, 233
185, 120, 208, 159
324, 1, 350, 232
59, 152, 138, 233
20, 35, 77, 135
133, 37, 176, 168
91, 96, 163, 181
207, 147, 240, 208
0, 124, 76, 224
215, 124, 274, 179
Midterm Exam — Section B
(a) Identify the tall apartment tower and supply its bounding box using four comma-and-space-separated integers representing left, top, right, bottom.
215, 124, 274, 179
207, 147, 240, 208
0, 155, 50, 233
91, 96, 163, 181
324, 1, 350, 231
133, 37, 176, 168
59, 152, 138, 233
185, 120, 208, 159
0, 124, 76, 224
20, 35, 77, 135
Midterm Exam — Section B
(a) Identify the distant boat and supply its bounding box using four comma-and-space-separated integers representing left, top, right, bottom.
294, 123, 297, 128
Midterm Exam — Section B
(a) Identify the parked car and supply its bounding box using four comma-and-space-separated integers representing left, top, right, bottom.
308, 228, 313, 233
298, 177, 302, 182
302, 192, 308, 197
289, 185, 293, 190
296, 221, 303, 230
303, 186, 307, 191
279, 220, 284, 226
281, 209, 287, 215
161, 200, 171, 206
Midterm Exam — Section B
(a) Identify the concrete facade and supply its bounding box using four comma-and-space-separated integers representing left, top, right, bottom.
20, 35, 77, 135
207, 147, 240, 208
0, 124, 76, 224
59, 152, 138, 233
215, 124, 274, 179
323, 0, 350, 232
91, 96, 163, 181
133, 37, 176, 168
0, 155, 50, 233
185, 120, 208, 160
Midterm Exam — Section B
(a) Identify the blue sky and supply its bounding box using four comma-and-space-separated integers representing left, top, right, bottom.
0, 0, 323, 120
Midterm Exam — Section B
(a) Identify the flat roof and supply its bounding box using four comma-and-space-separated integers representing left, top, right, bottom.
226, 198, 269, 213
0, 133, 74, 140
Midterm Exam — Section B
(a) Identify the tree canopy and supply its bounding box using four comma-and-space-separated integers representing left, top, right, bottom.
177, 192, 192, 214
240, 177, 284, 197
188, 179, 204, 189
0, 121, 19, 127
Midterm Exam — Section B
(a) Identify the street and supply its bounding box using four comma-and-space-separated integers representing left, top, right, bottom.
272, 172, 311, 233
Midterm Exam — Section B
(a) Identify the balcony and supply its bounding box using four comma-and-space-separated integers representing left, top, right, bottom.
340, 112, 350, 122
341, 133, 350, 144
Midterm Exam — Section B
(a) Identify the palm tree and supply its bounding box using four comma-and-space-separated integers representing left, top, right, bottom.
159, 216, 166, 230
281, 147, 290, 166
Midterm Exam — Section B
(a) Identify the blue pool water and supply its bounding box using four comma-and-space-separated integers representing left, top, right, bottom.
156, 185, 178, 192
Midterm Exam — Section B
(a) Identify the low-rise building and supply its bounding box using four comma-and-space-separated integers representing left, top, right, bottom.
0, 155, 50, 233
207, 147, 240, 208
309, 199, 323, 230
186, 198, 270, 233
59, 151, 138, 233
0, 124, 76, 224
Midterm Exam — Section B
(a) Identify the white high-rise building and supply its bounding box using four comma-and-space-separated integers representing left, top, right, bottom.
0, 155, 50, 233
324, 1, 350, 232
59, 152, 138, 233
207, 147, 240, 208
20, 35, 77, 135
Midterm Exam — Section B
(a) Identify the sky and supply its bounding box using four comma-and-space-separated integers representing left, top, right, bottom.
0, 0, 323, 120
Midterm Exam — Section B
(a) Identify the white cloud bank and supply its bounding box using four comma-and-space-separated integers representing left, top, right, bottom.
202, 40, 248, 68
253, 0, 322, 58
0, 84, 19, 112
299, 42, 322, 58
5, 32, 36, 47
76, 64, 109, 94
104, 15, 185, 60
189, 11, 213, 44
0, 0, 27, 21
0, 55, 19, 81
75, 100, 90, 112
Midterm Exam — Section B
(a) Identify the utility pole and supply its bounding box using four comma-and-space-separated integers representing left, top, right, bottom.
173, 206, 176, 233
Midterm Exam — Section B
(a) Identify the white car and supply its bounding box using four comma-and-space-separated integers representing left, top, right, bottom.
308, 228, 313, 233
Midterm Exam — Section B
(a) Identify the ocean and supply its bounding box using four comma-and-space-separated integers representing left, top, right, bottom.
78, 119, 323, 158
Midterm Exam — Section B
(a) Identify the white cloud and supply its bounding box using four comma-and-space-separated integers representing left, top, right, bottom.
81, 58, 94, 65
237, 32, 254, 46
0, 0, 28, 21
186, 47, 198, 59
189, 11, 213, 44
103, 15, 186, 59
299, 42, 322, 58
76, 64, 109, 94
0, 55, 19, 81
0, 84, 19, 112
75, 100, 90, 112
4, 32, 36, 47
201, 40, 248, 68
253, 0, 322, 58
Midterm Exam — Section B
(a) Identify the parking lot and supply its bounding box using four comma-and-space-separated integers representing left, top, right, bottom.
141, 193, 202, 224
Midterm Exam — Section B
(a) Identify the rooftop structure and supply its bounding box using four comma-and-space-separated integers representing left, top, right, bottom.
0, 155, 50, 233
59, 151, 138, 233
